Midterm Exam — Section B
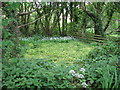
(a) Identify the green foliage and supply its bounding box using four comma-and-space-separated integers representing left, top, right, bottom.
84, 59, 119, 88
88, 41, 119, 59
2, 38, 94, 88
83, 41, 120, 88
2, 2, 20, 60
86, 28, 94, 33
2, 58, 80, 88
2, 2, 120, 89
7, 2, 20, 11
2, 37, 120, 88
44, 39, 71, 43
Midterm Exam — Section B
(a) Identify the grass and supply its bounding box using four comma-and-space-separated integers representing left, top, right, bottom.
109, 34, 120, 37
21, 38, 94, 65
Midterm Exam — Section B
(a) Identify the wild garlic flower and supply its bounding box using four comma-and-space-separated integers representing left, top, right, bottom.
81, 82, 88, 88
75, 74, 84, 78
80, 68, 85, 73
69, 70, 75, 74
74, 73, 79, 78
72, 73, 76, 76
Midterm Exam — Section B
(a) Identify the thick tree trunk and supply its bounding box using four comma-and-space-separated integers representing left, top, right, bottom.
94, 19, 104, 37
82, 7, 105, 37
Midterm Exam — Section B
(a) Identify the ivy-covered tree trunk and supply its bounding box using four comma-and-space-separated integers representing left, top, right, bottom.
2, 2, 20, 59
94, 17, 104, 37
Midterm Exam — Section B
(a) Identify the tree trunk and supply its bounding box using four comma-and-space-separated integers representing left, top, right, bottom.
70, 2, 73, 34
58, 14, 61, 36
65, 7, 68, 35
61, 8, 65, 36
82, 7, 105, 37
94, 18, 104, 37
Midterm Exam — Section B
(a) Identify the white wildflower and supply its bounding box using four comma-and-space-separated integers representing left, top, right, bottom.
72, 73, 76, 76
79, 74, 84, 78
75, 73, 84, 78
50, 38, 52, 40
81, 82, 88, 88
69, 70, 75, 74
80, 68, 85, 73
41, 36, 76, 41
74, 73, 80, 78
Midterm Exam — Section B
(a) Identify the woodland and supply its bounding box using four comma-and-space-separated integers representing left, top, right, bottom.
1, 2, 120, 88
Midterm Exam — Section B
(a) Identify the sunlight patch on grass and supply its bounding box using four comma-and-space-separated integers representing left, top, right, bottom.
24, 40, 94, 65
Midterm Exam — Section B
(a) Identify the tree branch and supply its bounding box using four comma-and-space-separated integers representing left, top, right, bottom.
16, 5, 40, 16
17, 13, 48, 28
17, 9, 58, 28
104, 10, 114, 32
80, 5, 97, 22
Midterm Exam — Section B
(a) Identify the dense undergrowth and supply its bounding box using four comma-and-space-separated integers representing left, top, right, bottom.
83, 41, 120, 88
2, 36, 120, 88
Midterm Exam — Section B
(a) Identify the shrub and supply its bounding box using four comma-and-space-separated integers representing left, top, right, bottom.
88, 41, 118, 57
83, 41, 120, 88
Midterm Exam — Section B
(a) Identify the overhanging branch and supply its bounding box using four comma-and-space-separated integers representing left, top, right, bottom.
80, 6, 97, 22
17, 13, 48, 28
17, 9, 58, 28
16, 5, 40, 16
